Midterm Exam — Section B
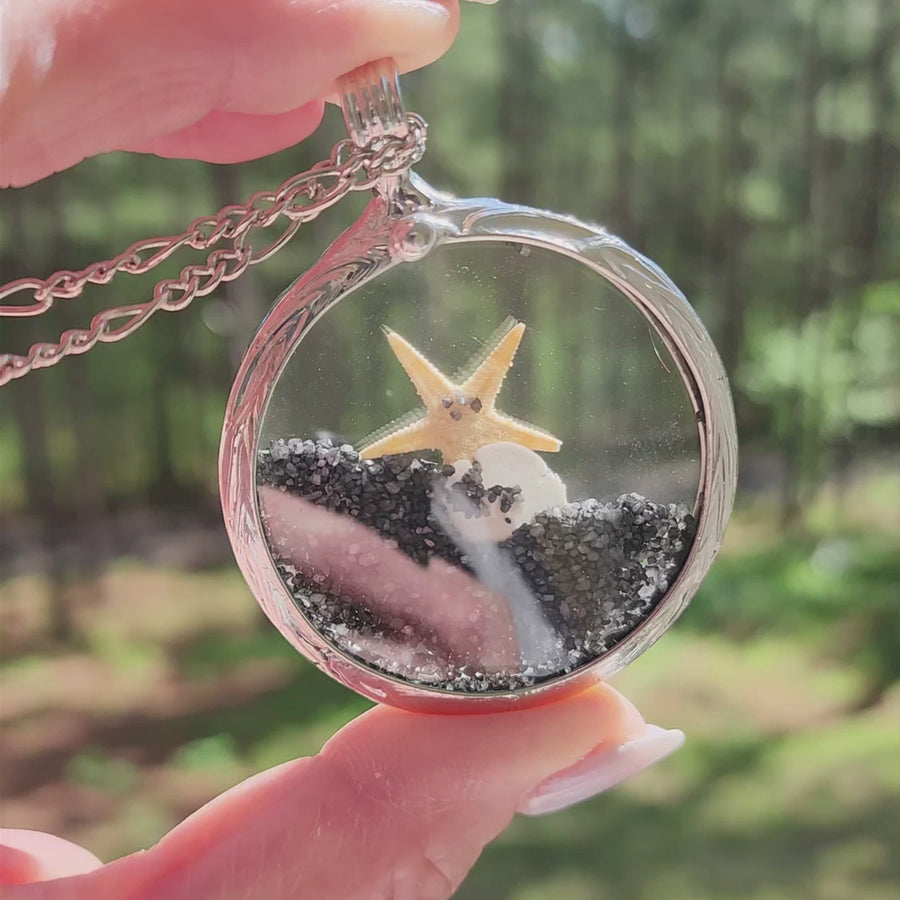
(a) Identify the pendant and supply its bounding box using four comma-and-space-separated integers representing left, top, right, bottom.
220, 61, 737, 712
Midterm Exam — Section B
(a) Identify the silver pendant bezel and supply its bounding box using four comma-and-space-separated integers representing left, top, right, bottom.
220, 174, 737, 712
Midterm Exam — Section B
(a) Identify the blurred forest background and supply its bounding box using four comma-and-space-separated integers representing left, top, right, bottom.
1, 0, 899, 897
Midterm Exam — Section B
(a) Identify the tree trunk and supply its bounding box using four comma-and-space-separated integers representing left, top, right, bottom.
610, 13, 637, 242
855, 0, 898, 286
6, 188, 76, 641
711, 24, 750, 385
497, 9, 549, 415
208, 164, 268, 374
781, 1, 827, 529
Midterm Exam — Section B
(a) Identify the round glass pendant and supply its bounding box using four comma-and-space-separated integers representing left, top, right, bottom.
220, 63, 737, 712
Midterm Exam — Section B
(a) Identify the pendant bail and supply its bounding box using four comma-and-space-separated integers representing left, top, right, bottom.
339, 59, 408, 147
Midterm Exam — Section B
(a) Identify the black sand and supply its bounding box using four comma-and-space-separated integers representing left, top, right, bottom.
258, 438, 695, 691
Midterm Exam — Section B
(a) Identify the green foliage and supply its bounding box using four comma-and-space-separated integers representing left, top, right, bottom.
742, 283, 900, 442
177, 629, 300, 680
689, 517, 900, 702
84, 625, 166, 674
172, 734, 240, 772
67, 750, 139, 794
695, 536, 893, 630
1, 0, 897, 519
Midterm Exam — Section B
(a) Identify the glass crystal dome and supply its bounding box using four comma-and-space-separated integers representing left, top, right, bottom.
253, 241, 702, 693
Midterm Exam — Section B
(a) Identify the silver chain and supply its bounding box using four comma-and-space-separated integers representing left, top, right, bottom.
0, 113, 426, 387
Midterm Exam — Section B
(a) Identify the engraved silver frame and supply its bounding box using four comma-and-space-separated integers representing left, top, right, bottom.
219, 171, 738, 714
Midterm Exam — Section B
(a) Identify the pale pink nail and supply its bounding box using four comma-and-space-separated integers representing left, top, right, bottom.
518, 725, 685, 816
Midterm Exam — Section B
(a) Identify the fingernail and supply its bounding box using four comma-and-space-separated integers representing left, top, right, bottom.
518, 725, 685, 816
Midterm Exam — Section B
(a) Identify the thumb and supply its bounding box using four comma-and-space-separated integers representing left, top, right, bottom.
3, 685, 672, 900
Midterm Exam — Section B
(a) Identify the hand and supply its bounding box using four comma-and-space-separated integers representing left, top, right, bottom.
1, 0, 463, 186
1, 689, 685, 899
0, 2, 684, 896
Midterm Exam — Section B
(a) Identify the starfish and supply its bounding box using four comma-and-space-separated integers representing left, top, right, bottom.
360, 320, 561, 462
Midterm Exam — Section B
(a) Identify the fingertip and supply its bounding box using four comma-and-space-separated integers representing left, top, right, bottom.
0, 830, 102, 885
323, 681, 646, 801
396, 0, 461, 73
126, 102, 325, 164
590, 681, 648, 742
0, 846, 41, 886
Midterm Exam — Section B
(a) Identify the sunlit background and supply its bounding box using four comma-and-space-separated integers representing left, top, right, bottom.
2, 1, 898, 897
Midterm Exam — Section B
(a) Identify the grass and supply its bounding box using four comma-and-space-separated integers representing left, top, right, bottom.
463, 708, 900, 899
1, 500, 898, 897
456, 642, 900, 900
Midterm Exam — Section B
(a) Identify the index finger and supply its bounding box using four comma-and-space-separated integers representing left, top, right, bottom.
2, 685, 646, 900
0, 0, 460, 185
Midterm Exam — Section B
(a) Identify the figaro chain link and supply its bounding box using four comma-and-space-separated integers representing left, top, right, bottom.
0, 114, 426, 386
